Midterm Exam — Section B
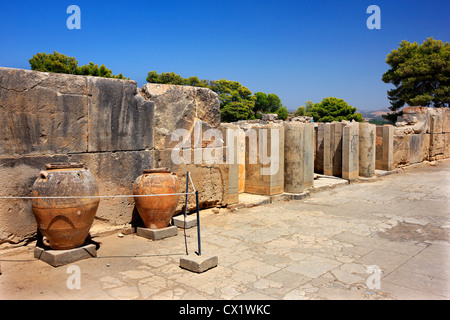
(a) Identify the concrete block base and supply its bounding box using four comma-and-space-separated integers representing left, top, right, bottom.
137, 225, 178, 241
172, 215, 197, 229
34, 244, 97, 267
179, 254, 218, 273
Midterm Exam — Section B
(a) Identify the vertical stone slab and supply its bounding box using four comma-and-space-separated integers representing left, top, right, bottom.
409, 134, 423, 164
359, 123, 376, 178
303, 123, 315, 188
245, 123, 284, 195
284, 122, 304, 193
376, 125, 394, 171
393, 135, 410, 167
314, 123, 325, 173
323, 123, 333, 176
342, 123, 359, 180
323, 122, 345, 177
220, 123, 240, 204
429, 115, 445, 160
332, 123, 344, 177
444, 133, 450, 159
443, 109, 450, 134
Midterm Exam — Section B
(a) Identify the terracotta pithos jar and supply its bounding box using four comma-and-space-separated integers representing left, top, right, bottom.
133, 168, 180, 229
31, 163, 100, 250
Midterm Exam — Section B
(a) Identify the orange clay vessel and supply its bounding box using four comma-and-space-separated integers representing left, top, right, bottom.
133, 168, 180, 229
31, 163, 100, 250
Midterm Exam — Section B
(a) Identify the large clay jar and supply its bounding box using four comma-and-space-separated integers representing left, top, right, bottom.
31, 163, 100, 250
133, 168, 180, 229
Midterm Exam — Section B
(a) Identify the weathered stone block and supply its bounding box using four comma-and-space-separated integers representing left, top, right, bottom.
137, 226, 178, 241
180, 254, 218, 273
323, 122, 345, 177
409, 134, 424, 164
0, 67, 88, 156
359, 123, 376, 178
172, 214, 197, 229
443, 109, 450, 133
87, 77, 154, 152
140, 83, 220, 150
245, 123, 284, 195
303, 123, 315, 188
444, 133, 450, 158
34, 244, 97, 267
430, 133, 445, 158
284, 122, 305, 193
393, 135, 410, 167
342, 123, 359, 180
315, 124, 325, 173
375, 125, 394, 171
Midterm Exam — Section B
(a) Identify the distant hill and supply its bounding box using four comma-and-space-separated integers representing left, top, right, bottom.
358, 108, 391, 123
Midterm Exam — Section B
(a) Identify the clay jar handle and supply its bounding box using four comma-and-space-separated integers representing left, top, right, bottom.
39, 171, 49, 180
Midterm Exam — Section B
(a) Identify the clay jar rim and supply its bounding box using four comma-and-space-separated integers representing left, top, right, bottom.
45, 162, 85, 170
143, 168, 171, 174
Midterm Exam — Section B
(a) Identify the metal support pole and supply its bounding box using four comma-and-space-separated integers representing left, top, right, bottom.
183, 172, 190, 255
195, 190, 201, 256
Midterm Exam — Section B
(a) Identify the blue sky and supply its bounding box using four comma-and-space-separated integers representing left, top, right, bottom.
1, 0, 449, 111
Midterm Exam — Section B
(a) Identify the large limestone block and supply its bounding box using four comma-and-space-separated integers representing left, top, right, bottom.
342, 123, 359, 180
358, 123, 376, 178
409, 134, 424, 164
323, 122, 345, 177
444, 133, 450, 158
245, 123, 284, 195
0, 67, 88, 156
443, 109, 450, 133
284, 122, 305, 193
140, 83, 221, 150
87, 77, 154, 152
315, 124, 325, 173
375, 125, 394, 171
393, 135, 410, 167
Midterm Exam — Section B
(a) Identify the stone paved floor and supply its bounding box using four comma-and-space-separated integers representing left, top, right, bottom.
0, 160, 449, 300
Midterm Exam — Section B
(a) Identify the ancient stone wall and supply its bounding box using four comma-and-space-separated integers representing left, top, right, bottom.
0, 67, 227, 245
390, 107, 450, 167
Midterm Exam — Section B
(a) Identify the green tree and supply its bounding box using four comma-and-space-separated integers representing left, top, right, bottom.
306, 97, 363, 123
275, 106, 289, 120
29, 51, 78, 74
209, 79, 256, 122
254, 92, 271, 113
382, 37, 450, 122
29, 52, 128, 79
294, 106, 305, 116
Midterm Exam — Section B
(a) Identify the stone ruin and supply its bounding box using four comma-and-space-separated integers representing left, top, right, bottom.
0, 66, 449, 246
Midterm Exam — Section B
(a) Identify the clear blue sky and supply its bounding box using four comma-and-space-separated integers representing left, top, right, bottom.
1, 0, 449, 111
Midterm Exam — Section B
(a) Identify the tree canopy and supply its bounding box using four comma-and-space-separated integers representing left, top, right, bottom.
29, 51, 128, 79
305, 97, 363, 123
382, 37, 450, 121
